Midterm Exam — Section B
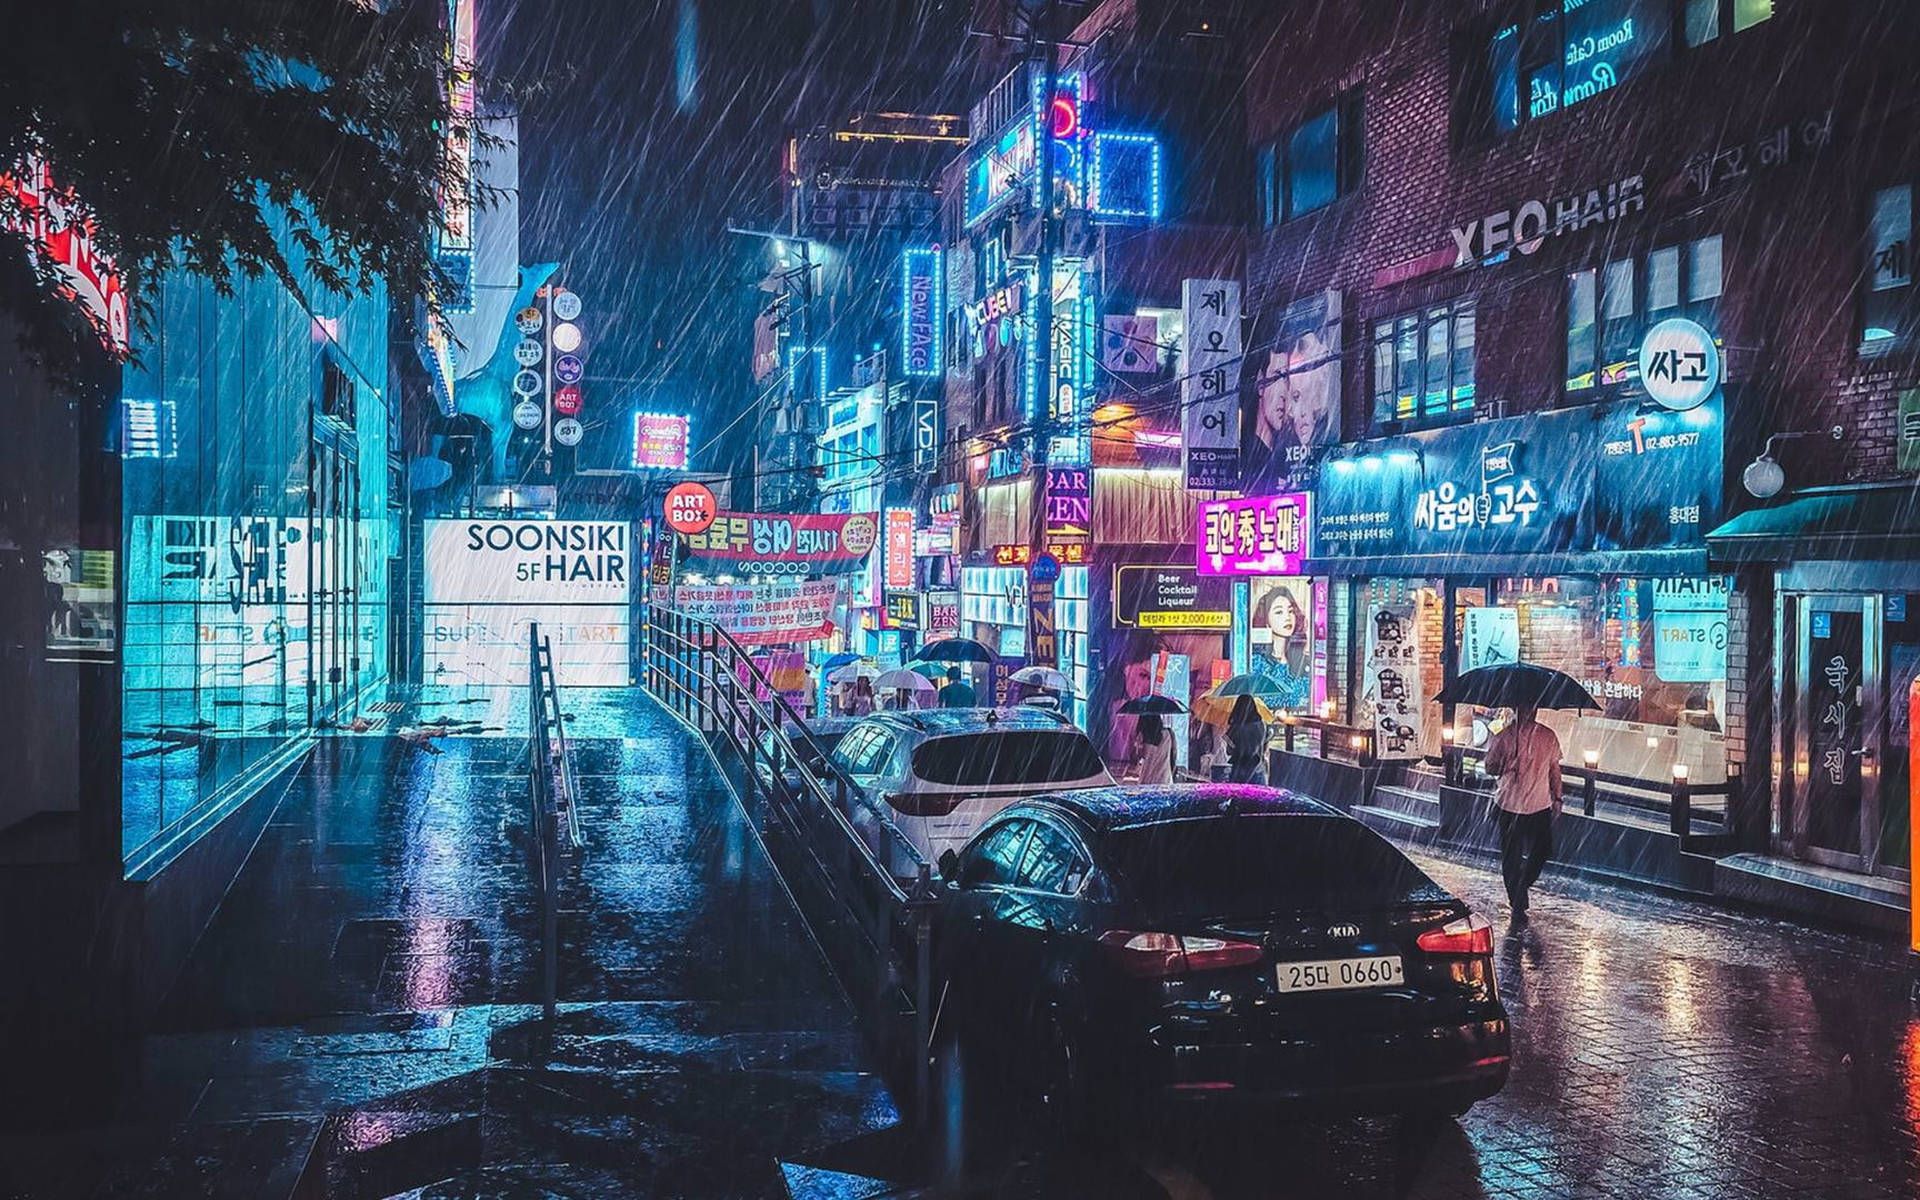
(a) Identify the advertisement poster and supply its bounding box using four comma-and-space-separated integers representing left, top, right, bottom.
679, 511, 878, 576
424, 520, 630, 605
1241, 290, 1340, 495
1197, 492, 1312, 576
1248, 577, 1314, 711
671, 581, 839, 645
1364, 598, 1424, 760
1180, 278, 1242, 489
422, 519, 632, 686
1652, 577, 1730, 684
1462, 606, 1521, 672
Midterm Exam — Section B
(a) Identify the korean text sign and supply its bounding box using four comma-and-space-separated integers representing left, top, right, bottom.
1197, 492, 1311, 576
679, 511, 878, 576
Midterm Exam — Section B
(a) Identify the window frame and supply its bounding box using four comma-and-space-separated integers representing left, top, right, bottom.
960, 818, 1034, 889
1011, 816, 1093, 895
1370, 296, 1477, 431
1254, 91, 1362, 228
1683, 0, 1776, 47
1863, 182, 1917, 357
1564, 233, 1726, 395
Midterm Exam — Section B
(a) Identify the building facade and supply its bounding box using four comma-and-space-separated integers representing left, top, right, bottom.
1240, 0, 1920, 891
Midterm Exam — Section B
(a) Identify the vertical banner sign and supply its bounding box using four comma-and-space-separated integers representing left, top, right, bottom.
1182, 279, 1242, 490
902, 247, 943, 377
1043, 466, 1093, 565
1364, 596, 1424, 760
885, 508, 915, 590
913, 395, 940, 474
1029, 556, 1060, 672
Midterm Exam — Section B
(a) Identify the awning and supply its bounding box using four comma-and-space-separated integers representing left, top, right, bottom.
1706, 482, 1920, 564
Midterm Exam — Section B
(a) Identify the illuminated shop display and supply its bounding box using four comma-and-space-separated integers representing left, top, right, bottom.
2, 156, 130, 351
120, 398, 178, 460
787, 344, 829, 398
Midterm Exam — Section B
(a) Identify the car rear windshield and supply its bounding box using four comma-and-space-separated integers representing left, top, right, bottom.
910, 730, 1106, 787
1104, 815, 1442, 916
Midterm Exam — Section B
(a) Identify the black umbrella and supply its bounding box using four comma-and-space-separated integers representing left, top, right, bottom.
1119, 693, 1186, 715
1433, 662, 1601, 711
912, 637, 995, 665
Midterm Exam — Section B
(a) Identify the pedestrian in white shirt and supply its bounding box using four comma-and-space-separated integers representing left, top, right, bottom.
1483, 704, 1563, 920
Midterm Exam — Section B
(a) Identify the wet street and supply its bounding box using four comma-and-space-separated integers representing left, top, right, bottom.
4, 691, 1918, 1199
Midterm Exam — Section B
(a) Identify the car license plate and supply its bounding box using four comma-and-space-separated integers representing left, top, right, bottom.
1276, 955, 1405, 993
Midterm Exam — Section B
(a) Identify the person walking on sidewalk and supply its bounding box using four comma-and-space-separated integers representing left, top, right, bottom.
1225, 695, 1270, 785
1483, 703, 1563, 919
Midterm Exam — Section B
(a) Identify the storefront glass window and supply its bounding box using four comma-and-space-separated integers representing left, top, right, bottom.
1882, 595, 1917, 870
1057, 565, 1090, 727
1478, 576, 1730, 785
122, 246, 390, 873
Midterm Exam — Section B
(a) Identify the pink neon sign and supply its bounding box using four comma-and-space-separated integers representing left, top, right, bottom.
1196, 492, 1312, 576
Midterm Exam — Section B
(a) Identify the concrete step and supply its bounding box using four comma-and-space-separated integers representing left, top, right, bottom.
1369, 784, 1442, 820
1714, 852, 1908, 935
1352, 803, 1441, 844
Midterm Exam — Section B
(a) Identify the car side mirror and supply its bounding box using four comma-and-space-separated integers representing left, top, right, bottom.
937, 848, 961, 884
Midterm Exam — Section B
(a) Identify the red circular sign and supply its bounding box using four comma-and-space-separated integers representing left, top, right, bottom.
664, 482, 717, 535
553, 383, 583, 416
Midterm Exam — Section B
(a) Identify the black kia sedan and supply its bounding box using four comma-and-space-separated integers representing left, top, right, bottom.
933, 784, 1510, 1125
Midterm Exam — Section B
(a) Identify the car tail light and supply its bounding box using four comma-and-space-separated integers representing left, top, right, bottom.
1097, 931, 1264, 978
883, 791, 964, 817
1416, 914, 1494, 956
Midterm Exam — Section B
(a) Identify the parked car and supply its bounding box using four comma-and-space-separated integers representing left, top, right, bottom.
933, 784, 1510, 1127
829, 708, 1114, 876
753, 716, 856, 796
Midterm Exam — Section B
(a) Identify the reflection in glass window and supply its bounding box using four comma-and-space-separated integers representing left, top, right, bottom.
1568, 237, 1724, 394
1648, 246, 1681, 313
1566, 269, 1597, 390
1254, 94, 1361, 226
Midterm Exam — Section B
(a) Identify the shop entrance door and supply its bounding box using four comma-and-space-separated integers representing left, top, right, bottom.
1786, 594, 1885, 871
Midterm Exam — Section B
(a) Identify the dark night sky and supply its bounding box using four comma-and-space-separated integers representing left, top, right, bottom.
479, 0, 975, 474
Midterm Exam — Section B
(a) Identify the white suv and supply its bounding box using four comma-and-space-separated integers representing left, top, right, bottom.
830, 707, 1113, 877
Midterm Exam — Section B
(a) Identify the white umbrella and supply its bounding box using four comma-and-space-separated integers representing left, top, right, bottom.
828, 661, 879, 684
1009, 665, 1069, 692
875, 669, 937, 693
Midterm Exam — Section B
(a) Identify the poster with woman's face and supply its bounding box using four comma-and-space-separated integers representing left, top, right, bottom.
1241, 290, 1342, 496
1249, 577, 1314, 711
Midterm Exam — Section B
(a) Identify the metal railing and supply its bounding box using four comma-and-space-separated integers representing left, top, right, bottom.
525, 623, 571, 1027
643, 607, 942, 1124
1438, 742, 1734, 849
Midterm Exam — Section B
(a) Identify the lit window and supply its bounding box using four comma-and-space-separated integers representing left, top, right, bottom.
1480, 1, 1674, 137
1687, 0, 1773, 45
1567, 235, 1727, 392
1373, 298, 1475, 427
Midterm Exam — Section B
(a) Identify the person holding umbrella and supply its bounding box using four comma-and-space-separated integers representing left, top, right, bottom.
1225, 694, 1271, 784
1484, 703, 1563, 920
938, 667, 976, 708
1436, 662, 1594, 922
1130, 713, 1176, 783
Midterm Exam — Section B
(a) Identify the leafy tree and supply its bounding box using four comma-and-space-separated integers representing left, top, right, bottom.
0, 0, 466, 372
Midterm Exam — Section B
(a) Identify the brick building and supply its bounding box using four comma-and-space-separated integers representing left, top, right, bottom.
1239, 0, 1920, 909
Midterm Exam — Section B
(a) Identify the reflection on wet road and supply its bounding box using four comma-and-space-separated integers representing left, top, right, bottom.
2, 689, 1916, 1198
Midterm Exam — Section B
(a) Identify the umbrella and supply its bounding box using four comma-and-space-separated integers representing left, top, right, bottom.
1010, 665, 1069, 692
827, 661, 879, 684
1192, 693, 1275, 726
875, 669, 937, 693
1211, 673, 1288, 700
821, 652, 859, 672
1119, 693, 1185, 715
913, 636, 995, 665
1432, 662, 1601, 711
908, 661, 949, 680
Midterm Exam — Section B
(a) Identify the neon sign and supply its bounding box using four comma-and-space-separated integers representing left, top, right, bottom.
900, 247, 942, 377
1, 157, 128, 352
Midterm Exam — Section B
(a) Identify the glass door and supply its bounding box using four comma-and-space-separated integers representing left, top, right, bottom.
1788, 594, 1884, 871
